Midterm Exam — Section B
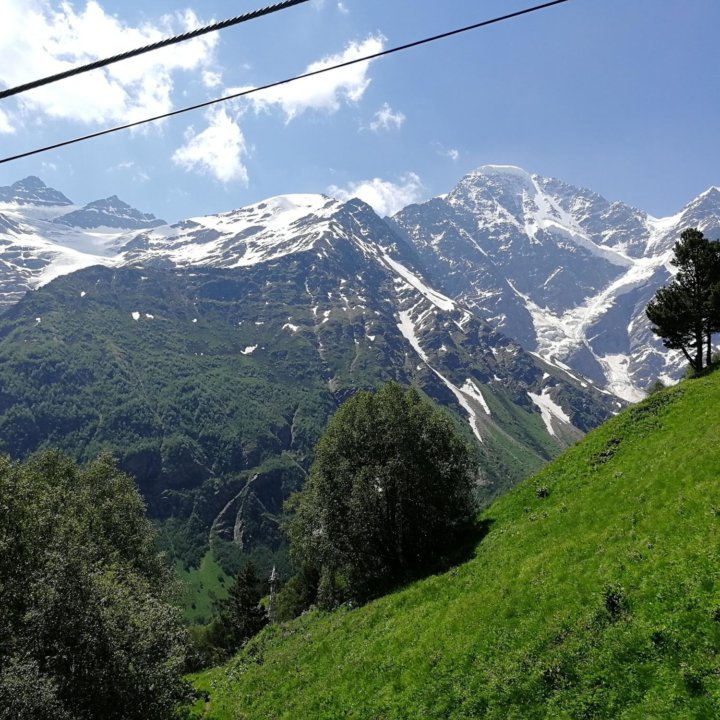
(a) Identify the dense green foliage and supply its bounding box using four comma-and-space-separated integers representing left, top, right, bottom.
0, 452, 189, 720
186, 562, 269, 671
0, 259, 613, 618
288, 383, 475, 606
210, 562, 268, 654
647, 228, 720, 371
189, 370, 720, 718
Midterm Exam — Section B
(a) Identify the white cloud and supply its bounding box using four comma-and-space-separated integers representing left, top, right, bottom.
0, 0, 218, 127
172, 108, 249, 184
238, 35, 385, 121
369, 103, 405, 132
434, 143, 460, 162
0, 108, 14, 134
337, 2, 350, 14
328, 173, 424, 216
108, 160, 150, 183
202, 70, 223, 89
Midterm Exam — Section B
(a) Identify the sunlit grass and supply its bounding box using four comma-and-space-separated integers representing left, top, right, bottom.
188, 371, 720, 718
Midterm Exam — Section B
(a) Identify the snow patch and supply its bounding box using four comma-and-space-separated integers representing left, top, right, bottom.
528, 389, 572, 437
382, 253, 455, 312
460, 379, 491, 415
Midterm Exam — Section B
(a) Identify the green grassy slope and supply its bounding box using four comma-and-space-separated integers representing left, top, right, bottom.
189, 373, 720, 719
175, 550, 230, 625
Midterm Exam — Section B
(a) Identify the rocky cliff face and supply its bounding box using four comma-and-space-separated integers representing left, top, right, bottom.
392, 165, 720, 400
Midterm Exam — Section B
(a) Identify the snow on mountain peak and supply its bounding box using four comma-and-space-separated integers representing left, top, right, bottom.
122, 193, 343, 269
0, 176, 73, 208
54, 195, 166, 230
474, 164, 533, 179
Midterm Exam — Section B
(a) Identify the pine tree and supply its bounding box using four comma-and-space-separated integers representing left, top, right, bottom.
211, 562, 267, 654
646, 228, 720, 372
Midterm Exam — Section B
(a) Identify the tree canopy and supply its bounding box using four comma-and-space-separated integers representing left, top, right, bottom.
287, 383, 476, 606
209, 561, 267, 655
646, 228, 720, 372
0, 451, 190, 720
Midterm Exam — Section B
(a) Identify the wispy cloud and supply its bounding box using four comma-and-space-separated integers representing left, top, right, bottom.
434, 143, 460, 162
0, 0, 218, 128
0, 108, 14, 134
369, 103, 405, 132
337, 2, 350, 14
173, 108, 249, 184
236, 35, 385, 121
328, 173, 424, 216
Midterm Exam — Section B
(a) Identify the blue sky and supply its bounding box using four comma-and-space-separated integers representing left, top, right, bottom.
0, 0, 718, 222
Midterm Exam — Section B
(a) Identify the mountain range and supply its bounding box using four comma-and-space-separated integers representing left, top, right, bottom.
0, 167, 716, 570
2, 167, 718, 399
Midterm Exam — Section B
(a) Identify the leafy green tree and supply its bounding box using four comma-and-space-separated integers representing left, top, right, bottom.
646, 228, 720, 372
287, 383, 475, 606
209, 562, 267, 655
0, 451, 190, 720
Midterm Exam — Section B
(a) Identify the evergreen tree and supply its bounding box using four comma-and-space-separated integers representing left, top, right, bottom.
646, 228, 720, 372
287, 383, 475, 607
210, 562, 267, 654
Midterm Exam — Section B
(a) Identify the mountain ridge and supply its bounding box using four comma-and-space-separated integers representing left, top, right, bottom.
0, 168, 717, 403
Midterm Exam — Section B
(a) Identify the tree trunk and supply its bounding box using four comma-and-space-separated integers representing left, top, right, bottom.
681, 345, 695, 369
695, 323, 704, 372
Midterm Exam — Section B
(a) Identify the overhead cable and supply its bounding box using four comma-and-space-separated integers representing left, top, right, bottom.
0, 0, 310, 101
0, 0, 573, 166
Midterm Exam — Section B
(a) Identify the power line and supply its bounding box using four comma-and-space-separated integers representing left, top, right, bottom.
0, 0, 573, 166
0, 0, 310, 101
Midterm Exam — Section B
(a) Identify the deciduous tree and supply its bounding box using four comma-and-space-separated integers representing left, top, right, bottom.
0, 452, 190, 720
287, 383, 475, 606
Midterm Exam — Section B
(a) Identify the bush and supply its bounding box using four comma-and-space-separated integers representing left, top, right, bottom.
646, 379, 666, 395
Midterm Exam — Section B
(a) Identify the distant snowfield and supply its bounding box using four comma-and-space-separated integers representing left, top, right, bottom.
397, 309, 484, 443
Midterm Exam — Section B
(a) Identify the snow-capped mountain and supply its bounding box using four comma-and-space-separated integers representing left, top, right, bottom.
0, 168, 717, 405
391, 165, 720, 400
0, 176, 73, 207
0, 177, 164, 309
0, 179, 623, 513
54, 195, 166, 230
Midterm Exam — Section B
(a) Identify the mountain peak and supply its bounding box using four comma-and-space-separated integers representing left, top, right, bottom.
14, 176, 47, 190
54, 195, 165, 230
473, 164, 533, 179
0, 176, 73, 207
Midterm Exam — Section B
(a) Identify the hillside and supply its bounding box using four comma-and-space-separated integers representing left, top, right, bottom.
189, 371, 720, 719
0, 213, 616, 580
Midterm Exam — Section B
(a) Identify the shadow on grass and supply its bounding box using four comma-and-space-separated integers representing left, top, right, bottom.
367, 518, 495, 601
